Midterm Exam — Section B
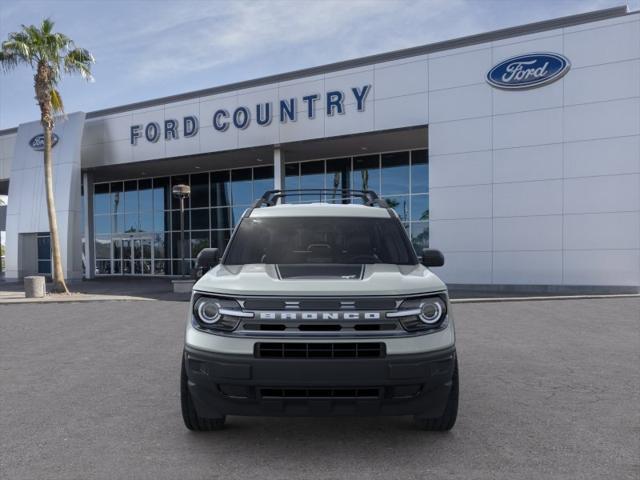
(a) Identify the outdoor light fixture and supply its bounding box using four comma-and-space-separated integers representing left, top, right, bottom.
172, 184, 191, 278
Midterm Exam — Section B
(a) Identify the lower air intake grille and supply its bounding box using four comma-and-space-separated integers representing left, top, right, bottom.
260, 388, 381, 399
255, 342, 385, 359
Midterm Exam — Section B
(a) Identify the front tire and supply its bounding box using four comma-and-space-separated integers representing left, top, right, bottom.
181, 359, 226, 431
414, 359, 459, 431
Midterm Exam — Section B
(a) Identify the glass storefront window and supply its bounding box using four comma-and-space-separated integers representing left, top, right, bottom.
211, 230, 231, 250
231, 168, 252, 205
411, 194, 429, 221
300, 161, 324, 200
190, 173, 209, 208
381, 151, 410, 195
153, 211, 168, 232
190, 231, 209, 257
253, 166, 274, 199
211, 207, 231, 230
171, 175, 190, 209
92, 148, 429, 275
94, 183, 110, 215
211, 171, 231, 208
410, 221, 429, 253
384, 195, 410, 221
124, 180, 138, 213
353, 154, 380, 192
95, 236, 111, 259
191, 208, 210, 230
95, 215, 110, 235
153, 177, 171, 210
138, 178, 153, 212
411, 149, 428, 193
171, 210, 190, 232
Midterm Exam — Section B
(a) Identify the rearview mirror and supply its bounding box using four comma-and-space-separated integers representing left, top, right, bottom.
421, 248, 445, 267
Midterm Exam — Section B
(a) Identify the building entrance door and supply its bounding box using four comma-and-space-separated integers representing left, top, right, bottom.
114, 236, 153, 275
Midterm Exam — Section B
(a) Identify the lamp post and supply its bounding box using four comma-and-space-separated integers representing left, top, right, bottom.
172, 184, 191, 278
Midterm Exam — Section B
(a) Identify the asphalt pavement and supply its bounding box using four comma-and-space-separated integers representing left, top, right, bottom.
0, 297, 638, 480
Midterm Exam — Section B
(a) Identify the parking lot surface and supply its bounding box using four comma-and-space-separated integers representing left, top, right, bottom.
1, 297, 638, 480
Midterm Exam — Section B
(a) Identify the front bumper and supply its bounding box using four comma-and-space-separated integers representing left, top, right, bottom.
184, 345, 456, 417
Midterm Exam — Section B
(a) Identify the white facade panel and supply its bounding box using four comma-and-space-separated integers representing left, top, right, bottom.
429, 150, 492, 187
492, 34, 563, 62
428, 48, 492, 91
564, 174, 640, 214
563, 98, 640, 143
429, 116, 491, 155
563, 250, 640, 286
564, 135, 640, 178
429, 218, 492, 252
564, 60, 640, 106
431, 252, 492, 284
493, 251, 563, 284
429, 184, 492, 220
564, 212, 640, 250
492, 80, 563, 115
325, 102, 374, 138
374, 60, 428, 100
493, 108, 563, 149
493, 180, 563, 217
373, 93, 428, 131
429, 83, 492, 123
493, 215, 563, 251
564, 20, 640, 68
493, 143, 563, 183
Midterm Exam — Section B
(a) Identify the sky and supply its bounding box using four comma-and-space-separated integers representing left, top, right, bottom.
0, 0, 636, 130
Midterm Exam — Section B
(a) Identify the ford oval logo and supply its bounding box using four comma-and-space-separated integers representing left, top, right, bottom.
29, 133, 59, 151
487, 53, 570, 90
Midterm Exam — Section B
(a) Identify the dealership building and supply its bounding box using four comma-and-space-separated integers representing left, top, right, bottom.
0, 6, 638, 291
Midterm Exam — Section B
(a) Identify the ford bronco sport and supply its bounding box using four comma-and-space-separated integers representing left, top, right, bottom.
181, 189, 458, 431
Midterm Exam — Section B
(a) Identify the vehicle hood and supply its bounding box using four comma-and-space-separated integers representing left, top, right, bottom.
193, 264, 446, 297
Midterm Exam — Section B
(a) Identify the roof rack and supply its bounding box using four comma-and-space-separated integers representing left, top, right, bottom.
252, 189, 390, 209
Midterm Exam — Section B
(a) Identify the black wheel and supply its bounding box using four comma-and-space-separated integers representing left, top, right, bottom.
414, 359, 459, 431
181, 359, 226, 431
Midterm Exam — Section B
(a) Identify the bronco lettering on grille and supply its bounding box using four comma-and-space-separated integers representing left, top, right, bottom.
257, 312, 381, 321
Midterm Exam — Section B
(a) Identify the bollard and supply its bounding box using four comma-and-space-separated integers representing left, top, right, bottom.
24, 276, 46, 298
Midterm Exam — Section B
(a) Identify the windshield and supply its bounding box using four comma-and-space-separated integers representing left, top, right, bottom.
223, 216, 417, 265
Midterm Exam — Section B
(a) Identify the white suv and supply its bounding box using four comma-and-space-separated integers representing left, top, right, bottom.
181, 190, 458, 431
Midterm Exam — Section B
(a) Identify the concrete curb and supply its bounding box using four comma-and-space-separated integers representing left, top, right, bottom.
0, 294, 155, 304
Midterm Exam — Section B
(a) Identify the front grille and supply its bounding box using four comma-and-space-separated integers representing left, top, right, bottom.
242, 298, 398, 311
255, 342, 385, 359
260, 387, 381, 399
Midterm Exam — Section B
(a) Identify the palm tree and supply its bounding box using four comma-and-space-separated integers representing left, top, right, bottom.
0, 19, 94, 293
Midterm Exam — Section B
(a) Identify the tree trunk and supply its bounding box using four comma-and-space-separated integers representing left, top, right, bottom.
43, 123, 68, 293
35, 63, 69, 293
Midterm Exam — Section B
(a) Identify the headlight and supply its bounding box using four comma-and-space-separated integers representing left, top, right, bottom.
419, 298, 445, 325
388, 295, 448, 331
195, 297, 221, 324
192, 295, 252, 331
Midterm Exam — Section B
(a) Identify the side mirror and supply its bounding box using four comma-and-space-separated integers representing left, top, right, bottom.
421, 248, 445, 267
195, 248, 220, 276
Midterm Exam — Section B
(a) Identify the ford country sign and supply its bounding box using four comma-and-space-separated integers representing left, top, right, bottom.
29, 133, 59, 151
487, 53, 570, 90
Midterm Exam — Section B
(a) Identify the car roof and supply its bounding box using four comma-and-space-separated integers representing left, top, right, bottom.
248, 202, 393, 219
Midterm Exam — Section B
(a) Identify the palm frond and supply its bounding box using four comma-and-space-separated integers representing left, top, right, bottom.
0, 50, 19, 70
50, 88, 64, 114
64, 47, 94, 81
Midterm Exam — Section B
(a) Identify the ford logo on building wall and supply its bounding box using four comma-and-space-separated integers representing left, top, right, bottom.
487, 53, 570, 90
29, 133, 59, 151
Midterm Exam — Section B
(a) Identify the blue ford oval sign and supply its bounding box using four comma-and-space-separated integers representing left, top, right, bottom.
487, 53, 570, 90
29, 133, 59, 151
